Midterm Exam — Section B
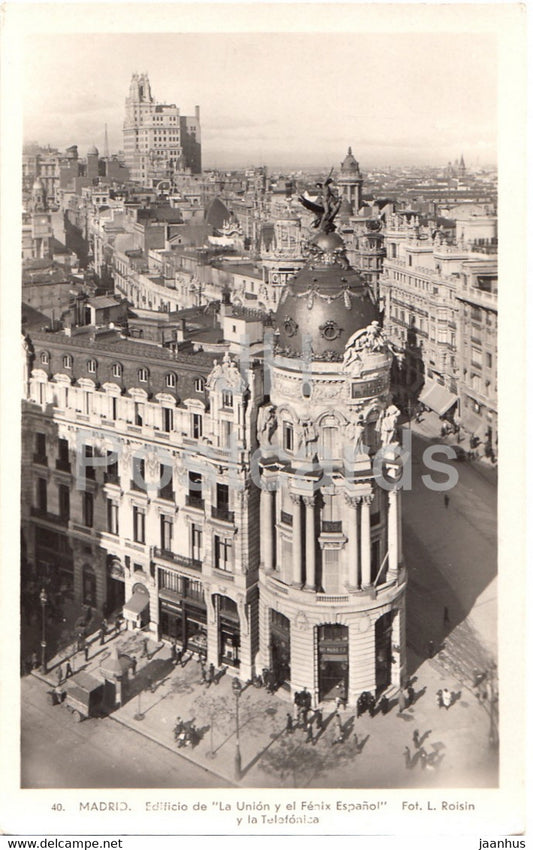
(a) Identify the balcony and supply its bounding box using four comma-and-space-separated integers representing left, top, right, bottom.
153, 548, 202, 572
321, 520, 342, 533
33, 454, 48, 467
158, 487, 175, 503
55, 459, 71, 473
211, 506, 235, 523
104, 472, 120, 486
186, 494, 204, 511
31, 507, 68, 526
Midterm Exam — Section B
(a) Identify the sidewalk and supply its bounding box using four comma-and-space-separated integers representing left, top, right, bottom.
32, 626, 498, 789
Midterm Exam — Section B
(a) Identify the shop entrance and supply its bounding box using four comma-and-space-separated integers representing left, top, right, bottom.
106, 559, 125, 616
375, 611, 393, 695
317, 623, 349, 702
215, 595, 240, 668
159, 598, 207, 656
270, 609, 290, 688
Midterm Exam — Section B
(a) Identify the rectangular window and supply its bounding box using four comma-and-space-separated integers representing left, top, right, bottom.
283, 422, 294, 452
486, 352, 493, 369
471, 346, 483, 368
192, 413, 203, 438
191, 523, 203, 562
34, 432, 46, 462
222, 390, 233, 408
84, 445, 95, 479
160, 515, 173, 552
58, 484, 70, 521
162, 407, 174, 432
133, 506, 145, 543
111, 396, 118, 421
37, 477, 47, 512
83, 492, 93, 528
214, 535, 232, 571
83, 391, 91, 416
159, 464, 174, 501
107, 500, 119, 535
134, 402, 143, 426
57, 437, 69, 471
132, 457, 146, 491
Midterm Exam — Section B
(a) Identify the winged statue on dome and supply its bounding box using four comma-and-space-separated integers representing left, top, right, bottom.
298, 170, 342, 234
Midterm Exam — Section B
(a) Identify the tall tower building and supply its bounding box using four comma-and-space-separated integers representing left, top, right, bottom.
256, 218, 407, 707
123, 72, 201, 185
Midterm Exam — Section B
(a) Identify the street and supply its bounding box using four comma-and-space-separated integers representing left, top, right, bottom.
21, 674, 232, 788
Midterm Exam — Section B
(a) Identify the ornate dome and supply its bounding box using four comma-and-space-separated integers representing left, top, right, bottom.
340, 146, 361, 176
274, 232, 378, 360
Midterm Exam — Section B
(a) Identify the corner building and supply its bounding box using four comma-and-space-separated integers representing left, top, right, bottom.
257, 231, 407, 707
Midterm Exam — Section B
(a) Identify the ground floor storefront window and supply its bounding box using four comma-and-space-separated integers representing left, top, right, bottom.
270, 609, 290, 688
159, 597, 207, 657
317, 623, 349, 702
215, 595, 240, 668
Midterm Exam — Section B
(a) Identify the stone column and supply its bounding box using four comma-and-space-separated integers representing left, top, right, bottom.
344, 494, 360, 589
360, 495, 372, 588
386, 489, 399, 580
290, 493, 303, 586
303, 496, 316, 591
397, 489, 403, 566
260, 484, 275, 572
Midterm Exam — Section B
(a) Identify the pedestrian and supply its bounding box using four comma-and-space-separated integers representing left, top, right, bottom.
170, 639, 177, 664
65, 660, 73, 679
398, 688, 407, 713
31, 651, 39, 670
101, 618, 108, 634
130, 656, 137, 676
114, 616, 122, 635
84, 642, 89, 662
335, 682, 347, 710
305, 719, 314, 744
99, 627, 106, 646
443, 605, 450, 625
428, 640, 435, 658
333, 711, 344, 744
413, 729, 421, 749
141, 637, 149, 657
207, 662, 215, 686
56, 665, 63, 685
285, 713, 294, 734
367, 693, 376, 717
444, 494, 450, 509
442, 688, 452, 710
314, 708, 323, 731
200, 660, 207, 684
407, 685, 415, 707
436, 689, 443, 709
379, 695, 390, 715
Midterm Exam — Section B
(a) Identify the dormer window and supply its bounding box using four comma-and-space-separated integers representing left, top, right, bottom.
166, 373, 177, 389
138, 368, 148, 383
222, 390, 233, 409
195, 377, 205, 392
40, 352, 49, 365
87, 359, 97, 374
112, 363, 122, 378
63, 355, 72, 369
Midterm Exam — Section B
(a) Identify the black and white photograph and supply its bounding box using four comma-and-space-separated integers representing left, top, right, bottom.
0, 1, 527, 842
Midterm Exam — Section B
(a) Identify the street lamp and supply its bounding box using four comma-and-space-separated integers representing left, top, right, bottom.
39, 588, 48, 673
232, 677, 242, 779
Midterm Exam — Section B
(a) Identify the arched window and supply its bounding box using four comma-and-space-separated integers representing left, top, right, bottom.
112, 363, 122, 378
138, 368, 149, 383
63, 355, 73, 369
87, 359, 97, 374
40, 352, 49, 365
165, 373, 177, 389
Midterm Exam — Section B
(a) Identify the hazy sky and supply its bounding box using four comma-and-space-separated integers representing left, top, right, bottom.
23, 32, 497, 169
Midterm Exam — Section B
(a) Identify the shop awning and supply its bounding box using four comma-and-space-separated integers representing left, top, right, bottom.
123, 591, 149, 617
418, 379, 458, 416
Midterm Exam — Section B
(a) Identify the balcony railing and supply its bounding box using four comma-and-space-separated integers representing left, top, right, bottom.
321, 520, 342, 533
33, 454, 48, 466
31, 507, 68, 526
55, 459, 71, 473
211, 506, 235, 523
158, 488, 175, 503
104, 472, 120, 485
186, 494, 204, 510
153, 548, 202, 572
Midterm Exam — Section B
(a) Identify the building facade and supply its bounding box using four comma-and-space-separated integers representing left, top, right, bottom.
123, 73, 201, 185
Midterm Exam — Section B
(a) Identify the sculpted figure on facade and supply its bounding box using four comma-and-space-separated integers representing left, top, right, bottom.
257, 403, 277, 447
379, 403, 401, 446
297, 419, 318, 452
346, 414, 367, 455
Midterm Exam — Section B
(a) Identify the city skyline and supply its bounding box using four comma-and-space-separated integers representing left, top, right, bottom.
22, 32, 497, 169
